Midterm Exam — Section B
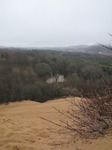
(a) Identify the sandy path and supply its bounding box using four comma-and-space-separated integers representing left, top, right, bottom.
0, 98, 112, 150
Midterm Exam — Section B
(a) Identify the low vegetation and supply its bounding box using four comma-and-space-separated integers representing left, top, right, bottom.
62, 82, 112, 135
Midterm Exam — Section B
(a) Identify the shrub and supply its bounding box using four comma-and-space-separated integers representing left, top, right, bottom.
42, 79, 112, 139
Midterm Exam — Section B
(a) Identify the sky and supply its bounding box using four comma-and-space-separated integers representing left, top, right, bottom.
0, 0, 112, 47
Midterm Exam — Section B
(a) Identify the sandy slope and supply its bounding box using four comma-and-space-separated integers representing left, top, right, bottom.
0, 98, 112, 150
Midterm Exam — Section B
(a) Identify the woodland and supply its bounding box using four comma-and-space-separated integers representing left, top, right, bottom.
0, 49, 112, 103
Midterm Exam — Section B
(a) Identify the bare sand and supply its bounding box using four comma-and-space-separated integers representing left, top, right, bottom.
0, 98, 112, 150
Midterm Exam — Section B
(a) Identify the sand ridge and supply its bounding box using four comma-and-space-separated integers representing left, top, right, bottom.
0, 98, 112, 150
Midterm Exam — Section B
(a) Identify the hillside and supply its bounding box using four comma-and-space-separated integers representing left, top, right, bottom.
0, 98, 112, 150
0, 44, 112, 56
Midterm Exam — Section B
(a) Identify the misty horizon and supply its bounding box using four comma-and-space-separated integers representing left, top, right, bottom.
0, 43, 97, 48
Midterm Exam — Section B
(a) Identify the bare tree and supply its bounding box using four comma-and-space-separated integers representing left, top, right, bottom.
99, 33, 112, 50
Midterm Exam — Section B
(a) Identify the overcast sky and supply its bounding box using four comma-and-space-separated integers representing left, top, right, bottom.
0, 0, 112, 47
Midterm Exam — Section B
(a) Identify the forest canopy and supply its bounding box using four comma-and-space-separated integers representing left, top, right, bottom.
0, 49, 112, 103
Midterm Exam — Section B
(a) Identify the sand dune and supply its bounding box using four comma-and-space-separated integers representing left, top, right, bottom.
0, 98, 112, 150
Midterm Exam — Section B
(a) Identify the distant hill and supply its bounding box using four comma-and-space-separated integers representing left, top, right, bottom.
0, 44, 112, 56
49, 45, 112, 56
85, 45, 112, 56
